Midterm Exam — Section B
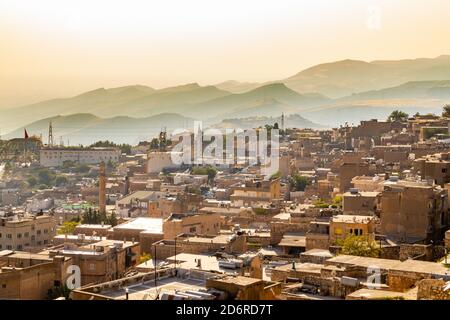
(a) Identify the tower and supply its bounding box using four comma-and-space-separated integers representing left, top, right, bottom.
99, 162, 106, 214
48, 122, 54, 147
281, 113, 285, 133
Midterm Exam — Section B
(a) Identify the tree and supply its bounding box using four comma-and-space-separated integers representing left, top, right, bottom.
37, 169, 55, 185
55, 176, 68, 187
139, 252, 152, 264
387, 110, 409, 122
442, 104, 450, 118
337, 234, 381, 258
192, 166, 217, 184
107, 212, 118, 227
27, 176, 38, 187
150, 138, 159, 150
58, 221, 80, 235
290, 174, 310, 192
47, 284, 72, 300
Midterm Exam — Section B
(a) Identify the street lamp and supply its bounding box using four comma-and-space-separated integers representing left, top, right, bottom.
125, 287, 129, 300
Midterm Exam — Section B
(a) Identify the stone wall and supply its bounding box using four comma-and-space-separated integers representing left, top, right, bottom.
417, 278, 450, 300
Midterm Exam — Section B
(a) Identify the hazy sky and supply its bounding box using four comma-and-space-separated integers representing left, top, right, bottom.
1, 0, 450, 108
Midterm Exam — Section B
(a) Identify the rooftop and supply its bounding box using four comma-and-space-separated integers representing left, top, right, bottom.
113, 217, 163, 234
332, 215, 375, 224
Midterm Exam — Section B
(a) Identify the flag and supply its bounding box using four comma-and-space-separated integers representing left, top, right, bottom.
24, 129, 29, 139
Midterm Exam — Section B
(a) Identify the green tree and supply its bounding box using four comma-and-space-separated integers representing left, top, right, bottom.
442, 104, 450, 118
107, 212, 118, 227
332, 195, 343, 206
150, 138, 159, 150
192, 166, 217, 184
270, 171, 282, 180
337, 234, 381, 258
47, 284, 72, 300
290, 174, 310, 192
27, 176, 38, 187
58, 221, 80, 235
139, 252, 152, 264
387, 110, 409, 122
37, 169, 55, 185
55, 176, 68, 187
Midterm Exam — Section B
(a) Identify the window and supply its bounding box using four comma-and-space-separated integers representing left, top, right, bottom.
43, 240, 48, 245
44, 229, 48, 234
37, 230, 41, 235
442, 168, 447, 173
17, 245, 22, 250
1, 284, 6, 289
189, 227, 197, 233
6, 234, 12, 239
24, 232, 29, 238
0, 233, 2, 238
6, 245, 12, 250
89, 263, 96, 271
17, 233, 22, 239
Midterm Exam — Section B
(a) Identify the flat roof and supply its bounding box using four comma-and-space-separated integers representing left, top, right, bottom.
209, 275, 262, 286
278, 233, 306, 248
389, 259, 449, 276
332, 215, 375, 224
99, 276, 206, 300
114, 217, 163, 234
301, 249, 333, 258
76, 224, 112, 229
347, 288, 409, 300
182, 234, 231, 245
0, 251, 53, 261
325, 255, 402, 270
116, 191, 159, 205
273, 262, 323, 275
343, 191, 379, 197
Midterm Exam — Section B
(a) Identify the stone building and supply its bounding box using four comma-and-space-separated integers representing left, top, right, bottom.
162, 212, 221, 240
329, 215, 376, 244
380, 180, 448, 243
39, 147, 120, 167
342, 190, 380, 215
0, 214, 57, 251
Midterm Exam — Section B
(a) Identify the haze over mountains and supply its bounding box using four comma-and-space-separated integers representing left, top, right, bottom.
2, 55, 450, 144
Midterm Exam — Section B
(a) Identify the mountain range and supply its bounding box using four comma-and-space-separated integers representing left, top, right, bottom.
1, 55, 450, 142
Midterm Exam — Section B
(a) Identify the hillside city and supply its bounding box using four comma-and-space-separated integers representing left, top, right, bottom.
1, 106, 450, 300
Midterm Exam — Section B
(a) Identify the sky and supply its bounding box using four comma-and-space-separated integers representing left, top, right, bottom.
1, 0, 450, 108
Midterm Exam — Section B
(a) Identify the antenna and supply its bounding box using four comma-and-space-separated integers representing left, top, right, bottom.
48, 121, 54, 147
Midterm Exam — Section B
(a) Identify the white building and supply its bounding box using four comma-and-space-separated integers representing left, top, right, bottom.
147, 151, 180, 173
39, 147, 121, 167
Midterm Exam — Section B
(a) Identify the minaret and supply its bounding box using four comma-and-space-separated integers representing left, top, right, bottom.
99, 162, 106, 214
48, 121, 54, 147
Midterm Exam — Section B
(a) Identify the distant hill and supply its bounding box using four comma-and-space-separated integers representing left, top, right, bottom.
1, 55, 450, 133
0, 84, 229, 133
214, 80, 262, 93
340, 80, 450, 101
188, 83, 329, 119
4, 113, 195, 145
281, 55, 450, 98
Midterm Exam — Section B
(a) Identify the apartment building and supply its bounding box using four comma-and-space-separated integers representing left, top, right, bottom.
0, 214, 57, 251
39, 147, 121, 167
